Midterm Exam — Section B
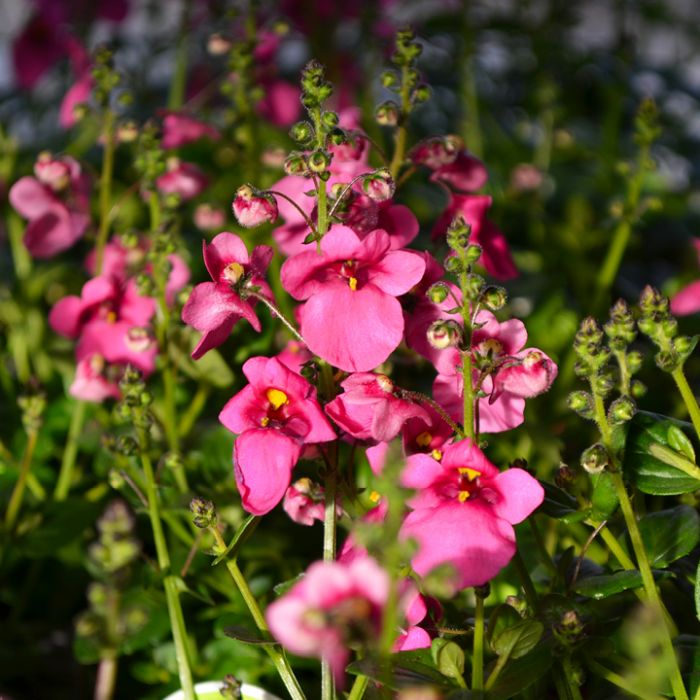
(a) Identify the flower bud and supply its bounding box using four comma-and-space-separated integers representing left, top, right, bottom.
412, 84, 431, 104
426, 282, 449, 304
375, 101, 399, 126
220, 674, 243, 699
481, 286, 507, 311
555, 463, 575, 489
284, 153, 309, 176
307, 150, 331, 173
194, 203, 226, 232
631, 379, 647, 398
466, 274, 485, 300
655, 349, 680, 372
608, 395, 636, 424
207, 32, 232, 55
567, 390, 593, 418
427, 320, 462, 349
639, 285, 668, 315
117, 120, 139, 143
674, 335, 695, 357
464, 244, 482, 265
593, 372, 614, 396
626, 350, 643, 374
321, 111, 339, 128
190, 497, 217, 529
361, 168, 395, 202
232, 184, 278, 228
34, 152, 71, 191
444, 255, 464, 274
289, 120, 314, 144
581, 443, 608, 474
381, 70, 398, 88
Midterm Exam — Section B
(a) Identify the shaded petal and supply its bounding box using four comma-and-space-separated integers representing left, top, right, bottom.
490, 468, 544, 524
203, 232, 250, 280
234, 429, 302, 515
368, 249, 426, 296
671, 280, 700, 316
301, 283, 404, 372
9, 177, 56, 219
401, 453, 444, 489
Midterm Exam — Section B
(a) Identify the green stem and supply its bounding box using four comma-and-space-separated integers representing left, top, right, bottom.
595, 523, 636, 570
484, 653, 508, 691
322, 451, 338, 700
94, 110, 116, 275
54, 400, 87, 501
591, 391, 688, 700
671, 367, 700, 442
210, 529, 306, 700
587, 658, 665, 700
389, 65, 411, 179
4, 430, 38, 531
346, 674, 369, 700
177, 385, 209, 438
94, 653, 118, 700
528, 517, 558, 577
560, 657, 584, 700
139, 431, 196, 700
472, 594, 485, 691
168, 0, 190, 110
8, 211, 31, 282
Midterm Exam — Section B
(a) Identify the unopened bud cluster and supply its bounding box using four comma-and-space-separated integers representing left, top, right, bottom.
638, 285, 695, 372
190, 497, 217, 529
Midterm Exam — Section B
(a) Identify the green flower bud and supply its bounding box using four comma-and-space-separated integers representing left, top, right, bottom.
321, 111, 339, 128
631, 379, 647, 398
289, 121, 314, 144
381, 70, 398, 88
108, 469, 125, 490
655, 349, 680, 372
464, 244, 482, 265
115, 435, 139, 456
412, 84, 431, 104
626, 350, 643, 374
284, 153, 308, 176
444, 255, 463, 274
481, 286, 507, 311
608, 395, 636, 424
426, 282, 450, 304
190, 497, 217, 529
375, 101, 399, 126
426, 320, 462, 350
466, 273, 485, 300
674, 335, 694, 357
307, 150, 330, 173
567, 390, 593, 418
581, 443, 608, 474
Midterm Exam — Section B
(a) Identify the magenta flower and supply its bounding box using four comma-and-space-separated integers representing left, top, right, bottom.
59, 72, 92, 128
400, 440, 544, 590
283, 478, 342, 526
219, 356, 336, 515
182, 232, 273, 359
671, 239, 700, 315
232, 185, 279, 228
155, 158, 207, 201
432, 194, 517, 281
410, 137, 489, 193
193, 203, 226, 232
281, 225, 425, 371
266, 557, 389, 684
70, 354, 122, 403
326, 372, 428, 442
161, 112, 220, 149
9, 154, 90, 258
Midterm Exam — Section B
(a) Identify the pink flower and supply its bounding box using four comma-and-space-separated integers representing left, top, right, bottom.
671, 240, 700, 315
182, 232, 273, 359
219, 356, 336, 515
85, 237, 190, 305
9, 155, 90, 258
402, 406, 454, 458
281, 226, 425, 371
410, 137, 489, 193
257, 80, 302, 127
432, 194, 517, 281
193, 203, 226, 232
59, 72, 92, 128
400, 440, 544, 590
232, 185, 279, 228
69, 353, 121, 402
266, 557, 389, 684
276, 340, 313, 374
155, 158, 207, 201
326, 372, 428, 442
492, 350, 559, 400
161, 112, 220, 149
283, 478, 341, 526
13, 12, 67, 89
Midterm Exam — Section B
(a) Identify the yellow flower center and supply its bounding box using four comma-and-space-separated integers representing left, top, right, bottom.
260, 416, 270, 427
416, 431, 433, 447
348, 276, 358, 291
431, 448, 443, 461
223, 262, 245, 284
266, 388, 289, 410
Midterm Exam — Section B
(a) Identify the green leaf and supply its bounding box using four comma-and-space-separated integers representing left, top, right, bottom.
346, 651, 456, 690
590, 471, 619, 521
212, 514, 260, 565
431, 639, 465, 683
638, 505, 700, 568
540, 481, 589, 523
572, 570, 642, 599
170, 327, 234, 388
273, 573, 305, 596
624, 412, 700, 495
668, 425, 696, 462
492, 619, 544, 660
487, 641, 555, 700
223, 625, 276, 645
487, 604, 522, 649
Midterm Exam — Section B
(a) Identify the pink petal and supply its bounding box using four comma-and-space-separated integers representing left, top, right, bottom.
23, 209, 86, 258
368, 249, 426, 296
490, 468, 544, 524
234, 429, 302, 514
203, 232, 250, 280
49, 295, 84, 338
401, 453, 444, 489
377, 204, 420, 249
395, 627, 432, 651
671, 280, 700, 316
301, 283, 404, 372
9, 177, 57, 219
165, 253, 191, 305
59, 73, 92, 128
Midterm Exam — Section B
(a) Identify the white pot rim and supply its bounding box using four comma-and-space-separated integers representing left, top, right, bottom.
161, 680, 282, 700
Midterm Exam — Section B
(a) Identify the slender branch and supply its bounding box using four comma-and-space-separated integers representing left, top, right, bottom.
247, 291, 306, 344
399, 389, 463, 437
54, 400, 87, 501
268, 189, 319, 234
346, 674, 369, 700
472, 594, 485, 692
210, 528, 307, 700
587, 658, 666, 700
4, 430, 38, 531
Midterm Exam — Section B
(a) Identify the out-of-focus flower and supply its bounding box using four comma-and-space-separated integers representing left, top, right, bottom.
161, 112, 220, 149
400, 440, 544, 590
155, 158, 208, 201
671, 240, 700, 315
182, 232, 273, 359
283, 478, 341, 526
193, 203, 226, 232
266, 557, 389, 684
219, 356, 336, 515
281, 225, 425, 371
9, 154, 90, 258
